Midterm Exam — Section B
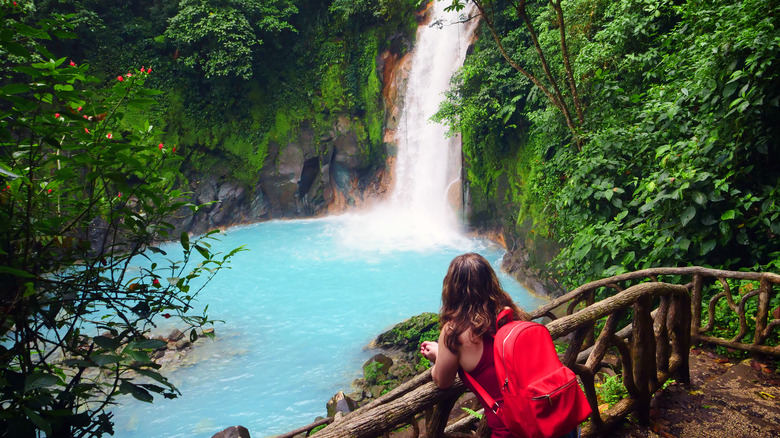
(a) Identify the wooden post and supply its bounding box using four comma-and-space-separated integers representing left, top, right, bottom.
671, 289, 692, 385
631, 294, 655, 424
691, 274, 702, 338
572, 363, 602, 431
754, 278, 770, 347
655, 296, 670, 375
426, 392, 458, 437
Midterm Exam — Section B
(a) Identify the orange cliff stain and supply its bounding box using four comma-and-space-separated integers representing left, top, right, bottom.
381, 51, 400, 104
417, 1, 434, 26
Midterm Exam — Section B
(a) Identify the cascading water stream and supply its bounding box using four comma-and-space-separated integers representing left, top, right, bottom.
335, 2, 478, 253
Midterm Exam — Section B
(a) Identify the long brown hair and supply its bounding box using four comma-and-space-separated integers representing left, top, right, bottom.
439, 253, 529, 353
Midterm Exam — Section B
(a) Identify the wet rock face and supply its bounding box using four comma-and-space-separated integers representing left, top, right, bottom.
170, 34, 417, 235
173, 122, 391, 235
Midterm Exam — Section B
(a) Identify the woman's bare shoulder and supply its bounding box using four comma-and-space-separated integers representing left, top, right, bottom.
459, 326, 481, 347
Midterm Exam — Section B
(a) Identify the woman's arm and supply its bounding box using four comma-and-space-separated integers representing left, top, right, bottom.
420, 328, 460, 389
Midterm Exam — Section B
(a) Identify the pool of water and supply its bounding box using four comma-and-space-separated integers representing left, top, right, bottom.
110, 217, 547, 437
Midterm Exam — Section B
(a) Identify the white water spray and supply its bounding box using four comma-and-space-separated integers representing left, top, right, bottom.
335, 2, 479, 253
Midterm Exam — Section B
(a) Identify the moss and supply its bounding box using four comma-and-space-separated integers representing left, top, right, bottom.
375, 312, 439, 352
310, 423, 328, 434
321, 63, 348, 111
363, 361, 385, 385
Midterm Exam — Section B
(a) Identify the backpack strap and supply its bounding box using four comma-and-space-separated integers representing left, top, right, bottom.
461, 371, 501, 415
461, 309, 514, 416
496, 307, 514, 330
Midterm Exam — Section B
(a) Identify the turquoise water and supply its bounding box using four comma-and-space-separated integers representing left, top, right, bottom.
110, 217, 547, 437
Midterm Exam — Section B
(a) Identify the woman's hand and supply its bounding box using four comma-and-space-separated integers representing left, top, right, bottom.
420, 341, 438, 363
424, 328, 460, 389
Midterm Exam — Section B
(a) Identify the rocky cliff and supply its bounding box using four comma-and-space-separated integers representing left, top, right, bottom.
173, 32, 418, 236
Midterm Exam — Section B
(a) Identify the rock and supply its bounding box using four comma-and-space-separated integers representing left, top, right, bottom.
211, 425, 250, 438
168, 329, 184, 342
174, 339, 191, 350
277, 143, 305, 181
363, 354, 393, 377
326, 391, 358, 418
370, 385, 387, 399
374, 313, 439, 352
388, 361, 415, 381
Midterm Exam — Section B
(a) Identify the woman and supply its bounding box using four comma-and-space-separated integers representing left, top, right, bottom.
420, 253, 578, 438
420, 252, 529, 437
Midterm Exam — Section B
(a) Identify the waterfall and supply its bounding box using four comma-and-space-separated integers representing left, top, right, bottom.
335, 2, 478, 253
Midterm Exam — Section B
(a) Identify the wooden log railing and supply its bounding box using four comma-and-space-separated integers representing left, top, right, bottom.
278, 267, 780, 438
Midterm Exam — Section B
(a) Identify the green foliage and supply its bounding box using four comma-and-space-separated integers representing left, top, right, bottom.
551, 0, 780, 286
330, 0, 424, 32
595, 372, 628, 407
461, 407, 484, 419
0, 9, 241, 436
311, 423, 328, 434
164, 0, 298, 79
363, 361, 385, 385
439, 0, 780, 290
28, 0, 419, 186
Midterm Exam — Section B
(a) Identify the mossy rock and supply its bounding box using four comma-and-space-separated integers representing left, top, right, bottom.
363, 354, 393, 385
375, 312, 439, 352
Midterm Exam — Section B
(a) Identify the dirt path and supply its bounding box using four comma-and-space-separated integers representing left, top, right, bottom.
613, 348, 780, 438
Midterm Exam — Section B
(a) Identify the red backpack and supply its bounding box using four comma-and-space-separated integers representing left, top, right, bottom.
463, 309, 592, 438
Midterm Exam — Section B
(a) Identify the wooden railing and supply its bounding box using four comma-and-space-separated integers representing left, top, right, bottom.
278, 267, 780, 438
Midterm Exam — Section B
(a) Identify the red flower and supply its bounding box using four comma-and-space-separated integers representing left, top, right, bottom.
117, 192, 122, 198
69, 60, 75, 66
162, 313, 171, 319
84, 127, 90, 134
141, 66, 146, 73
47, 189, 52, 194
153, 278, 160, 286
117, 76, 124, 81
147, 66, 152, 73
106, 133, 113, 139
54, 113, 60, 118
172, 146, 177, 153
83, 115, 88, 119
126, 73, 133, 78
158, 143, 164, 150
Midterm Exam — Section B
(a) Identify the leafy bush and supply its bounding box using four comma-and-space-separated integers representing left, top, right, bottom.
595, 372, 628, 408
437, 0, 780, 291
0, 9, 241, 436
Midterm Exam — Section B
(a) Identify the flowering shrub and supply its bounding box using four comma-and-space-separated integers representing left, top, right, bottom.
0, 8, 242, 437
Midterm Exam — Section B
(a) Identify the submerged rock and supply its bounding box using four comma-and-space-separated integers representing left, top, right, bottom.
211, 425, 250, 438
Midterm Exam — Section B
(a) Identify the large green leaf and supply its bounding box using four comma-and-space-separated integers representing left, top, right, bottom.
24, 373, 61, 393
